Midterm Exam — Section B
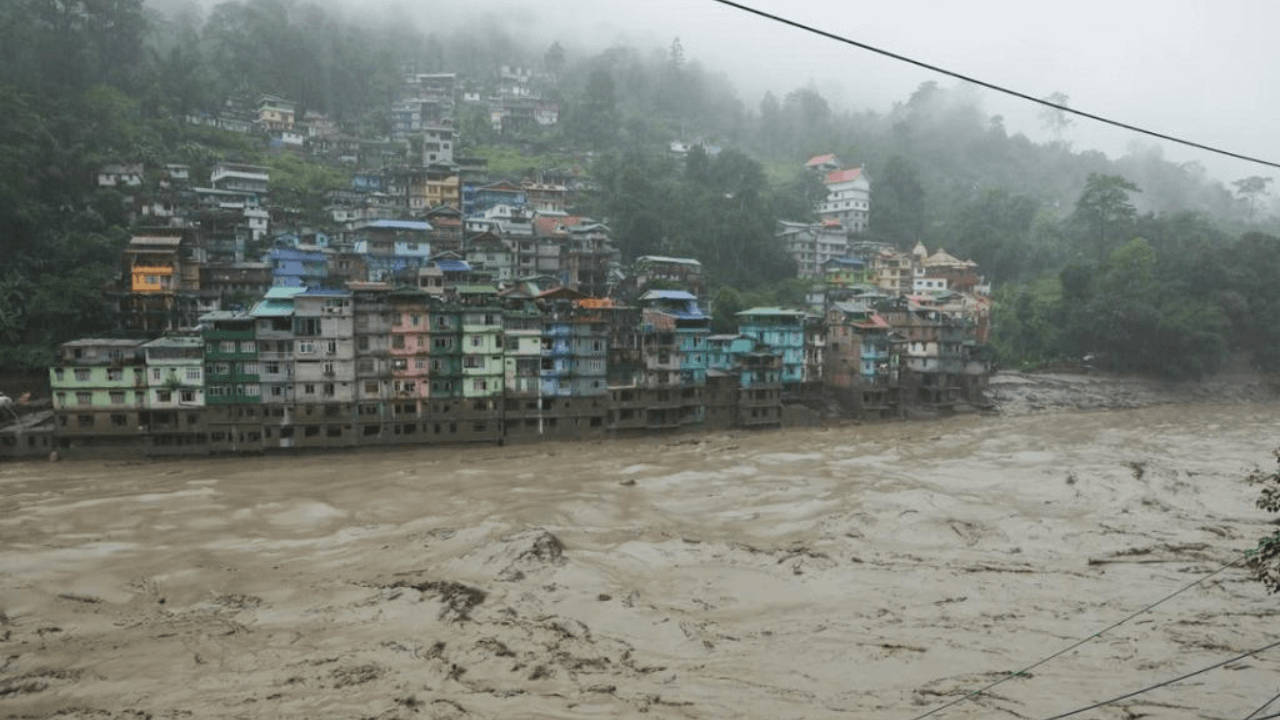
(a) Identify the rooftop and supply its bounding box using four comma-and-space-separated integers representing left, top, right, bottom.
365, 219, 433, 232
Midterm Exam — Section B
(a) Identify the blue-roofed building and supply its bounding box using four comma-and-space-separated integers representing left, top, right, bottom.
737, 307, 808, 386
266, 247, 329, 288
638, 290, 710, 387
251, 288, 306, 426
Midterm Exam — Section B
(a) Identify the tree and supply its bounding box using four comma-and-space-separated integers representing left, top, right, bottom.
870, 155, 925, 245
578, 65, 618, 149
1246, 451, 1280, 594
544, 41, 565, 81
1039, 92, 1073, 144
1072, 173, 1140, 263
1233, 175, 1272, 224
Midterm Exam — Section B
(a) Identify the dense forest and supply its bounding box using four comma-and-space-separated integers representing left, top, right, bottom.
2, 0, 1279, 379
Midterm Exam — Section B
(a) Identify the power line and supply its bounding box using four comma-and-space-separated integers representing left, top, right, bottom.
1244, 689, 1280, 720
903, 552, 1248, 720
706, 0, 1280, 171
1035, 638, 1280, 720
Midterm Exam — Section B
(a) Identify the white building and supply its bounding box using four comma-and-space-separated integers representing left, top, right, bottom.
817, 167, 870, 233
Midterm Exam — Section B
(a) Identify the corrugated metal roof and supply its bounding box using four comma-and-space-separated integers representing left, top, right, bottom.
434, 259, 471, 272
736, 307, 806, 318
366, 219, 433, 232
640, 289, 697, 301
265, 286, 307, 299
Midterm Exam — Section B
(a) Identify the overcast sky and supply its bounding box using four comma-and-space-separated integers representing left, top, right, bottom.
465, 0, 1279, 185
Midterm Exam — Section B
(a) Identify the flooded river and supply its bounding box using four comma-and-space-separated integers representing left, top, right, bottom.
2, 403, 1279, 719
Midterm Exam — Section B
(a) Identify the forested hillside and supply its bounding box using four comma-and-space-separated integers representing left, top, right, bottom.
2, 0, 1278, 377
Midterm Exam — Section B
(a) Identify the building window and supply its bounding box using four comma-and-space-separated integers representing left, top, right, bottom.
157, 390, 172, 403
297, 342, 315, 354
242, 362, 260, 375
220, 340, 236, 353
76, 391, 91, 405
107, 368, 123, 381
76, 369, 91, 381
265, 362, 279, 375
55, 368, 65, 381
327, 340, 337, 355
392, 335, 405, 349
324, 383, 335, 396
186, 367, 201, 381
109, 391, 125, 404
78, 415, 93, 428
180, 390, 195, 403
473, 379, 487, 391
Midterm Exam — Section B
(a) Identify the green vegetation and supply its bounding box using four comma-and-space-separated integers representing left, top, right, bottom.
1, 0, 1278, 379
1247, 452, 1280, 594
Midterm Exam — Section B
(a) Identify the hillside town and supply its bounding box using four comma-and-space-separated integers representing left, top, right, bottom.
1, 73, 993, 460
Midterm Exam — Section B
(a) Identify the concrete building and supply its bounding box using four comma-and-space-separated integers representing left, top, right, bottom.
777, 221, 850, 279
49, 339, 148, 456
817, 167, 869, 233
737, 307, 808, 386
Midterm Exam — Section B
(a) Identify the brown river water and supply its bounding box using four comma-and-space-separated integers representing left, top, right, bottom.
2, 403, 1279, 719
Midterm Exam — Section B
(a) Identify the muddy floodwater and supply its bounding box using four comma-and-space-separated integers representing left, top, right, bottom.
3, 403, 1279, 719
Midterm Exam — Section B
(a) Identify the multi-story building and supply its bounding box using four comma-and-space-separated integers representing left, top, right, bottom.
817, 167, 870, 233
351, 283, 394, 439
777, 221, 851, 278
737, 307, 808, 386
427, 303, 464, 402
252, 286, 304, 446
49, 339, 148, 456
290, 288, 356, 418
210, 162, 269, 197
141, 336, 207, 453
201, 310, 265, 452
388, 287, 433, 418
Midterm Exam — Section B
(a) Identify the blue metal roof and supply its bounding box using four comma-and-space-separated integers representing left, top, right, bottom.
366, 219, 433, 232
640, 289, 697, 301
434, 259, 471, 272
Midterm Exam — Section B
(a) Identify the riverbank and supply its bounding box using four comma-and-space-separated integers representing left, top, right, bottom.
984, 365, 1280, 415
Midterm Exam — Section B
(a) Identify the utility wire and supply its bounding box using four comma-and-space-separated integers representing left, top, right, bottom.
902, 552, 1248, 720
706, 0, 1280, 171
1035, 638, 1280, 720
1244, 688, 1280, 720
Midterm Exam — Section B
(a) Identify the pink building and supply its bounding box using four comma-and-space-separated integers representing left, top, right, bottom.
388, 290, 433, 413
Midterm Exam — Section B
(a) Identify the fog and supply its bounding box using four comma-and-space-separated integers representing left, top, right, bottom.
157, 0, 1280, 186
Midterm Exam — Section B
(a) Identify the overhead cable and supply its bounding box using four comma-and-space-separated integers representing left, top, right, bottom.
1245, 689, 1280, 720
902, 552, 1248, 720
706, 0, 1280, 171
1035, 637, 1280, 720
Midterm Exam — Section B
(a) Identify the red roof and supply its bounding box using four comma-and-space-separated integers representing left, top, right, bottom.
806, 153, 837, 167
534, 215, 584, 238
854, 313, 890, 330
534, 217, 567, 238
825, 168, 862, 184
